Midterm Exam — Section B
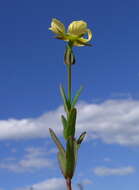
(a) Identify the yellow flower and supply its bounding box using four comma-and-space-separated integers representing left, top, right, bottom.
49, 18, 92, 46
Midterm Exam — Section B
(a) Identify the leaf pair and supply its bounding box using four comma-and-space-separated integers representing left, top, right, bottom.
49, 128, 76, 178
60, 85, 83, 113
49, 128, 86, 179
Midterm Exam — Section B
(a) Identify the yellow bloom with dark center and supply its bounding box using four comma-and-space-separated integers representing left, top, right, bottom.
49, 18, 92, 46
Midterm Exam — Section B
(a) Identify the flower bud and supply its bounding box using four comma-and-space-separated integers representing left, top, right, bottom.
64, 46, 75, 65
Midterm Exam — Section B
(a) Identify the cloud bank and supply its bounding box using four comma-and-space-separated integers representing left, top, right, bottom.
16, 178, 67, 190
93, 166, 135, 176
1, 99, 139, 146
0, 147, 53, 172
16, 177, 85, 190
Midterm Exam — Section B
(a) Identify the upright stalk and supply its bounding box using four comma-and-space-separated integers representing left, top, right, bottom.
66, 42, 73, 104
66, 43, 73, 190
49, 18, 91, 190
67, 63, 72, 103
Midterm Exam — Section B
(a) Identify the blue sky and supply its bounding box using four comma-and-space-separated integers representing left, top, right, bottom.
0, 0, 139, 189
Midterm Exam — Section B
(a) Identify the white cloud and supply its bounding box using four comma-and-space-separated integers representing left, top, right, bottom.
32, 178, 66, 190
1, 99, 139, 146
0, 147, 53, 172
93, 166, 135, 176
15, 178, 80, 190
0, 106, 63, 140
16, 178, 66, 190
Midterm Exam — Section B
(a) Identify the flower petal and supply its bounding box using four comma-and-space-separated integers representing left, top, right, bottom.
79, 29, 92, 43
68, 21, 87, 36
72, 29, 92, 46
49, 18, 66, 35
72, 41, 91, 47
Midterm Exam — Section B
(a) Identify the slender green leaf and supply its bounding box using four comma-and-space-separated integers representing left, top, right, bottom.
61, 115, 69, 140
71, 86, 83, 108
57, 152, 66, 178
61, 115, 67, 129
49, 128, 65, 156
60, 85, 70, 112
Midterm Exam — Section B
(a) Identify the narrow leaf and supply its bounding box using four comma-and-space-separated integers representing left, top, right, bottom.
49, 128, 65, 156
60, 85, 70, 112
71, 86, 83, 108
57, 152, 66, 178
61, 115, 69, 140
61, 115, 67, 129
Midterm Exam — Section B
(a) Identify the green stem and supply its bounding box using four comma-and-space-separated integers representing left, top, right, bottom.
67, 62, 72, 103
67, 42, 73, 105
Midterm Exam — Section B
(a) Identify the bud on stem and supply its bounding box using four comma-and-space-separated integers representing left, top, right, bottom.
64, 43, 75, 106
64, 43, 75, 65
